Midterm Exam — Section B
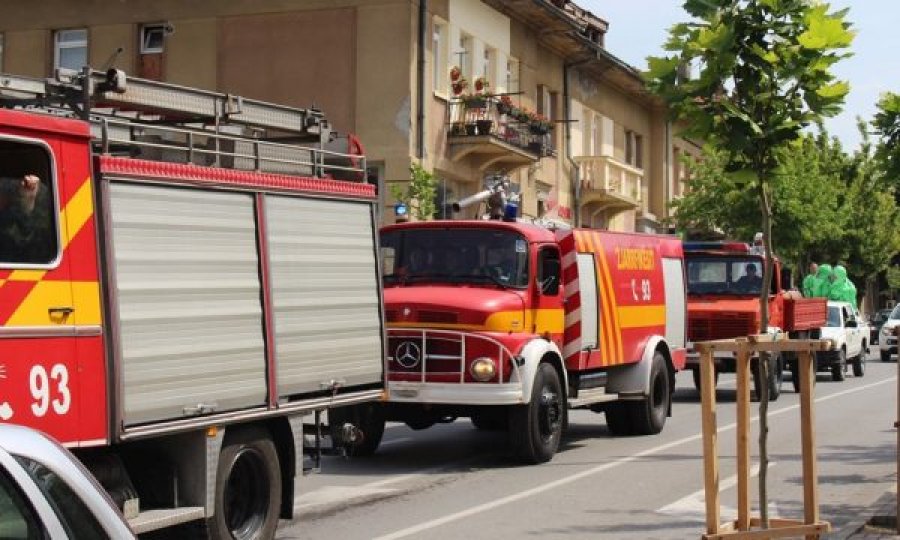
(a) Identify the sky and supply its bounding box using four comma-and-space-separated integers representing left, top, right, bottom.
582, 1, 900, 151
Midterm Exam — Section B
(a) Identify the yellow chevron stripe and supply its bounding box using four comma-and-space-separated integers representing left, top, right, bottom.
60, 177, 93, 248
583, 233, 613, 365
71, 281, 102, 325
594, 232, 624, 364
7, 281, 72, 325
618, 304, 666, 329
8, 270, 47, 281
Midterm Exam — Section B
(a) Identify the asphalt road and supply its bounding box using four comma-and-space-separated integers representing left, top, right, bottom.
279, 348, 897, 539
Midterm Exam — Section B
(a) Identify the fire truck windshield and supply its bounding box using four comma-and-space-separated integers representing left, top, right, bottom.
686, 256, 766, 296
381, 228, 529, 288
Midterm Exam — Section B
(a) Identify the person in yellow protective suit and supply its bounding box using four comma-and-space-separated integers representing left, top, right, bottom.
811, 263, 833, 298
828, 264, 858, 309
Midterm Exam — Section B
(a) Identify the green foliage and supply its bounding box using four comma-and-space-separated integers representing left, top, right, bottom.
887, 265, 900, 293
874, 92, 900, 193
646, 0, 855, 176
671, 127, 900, 283
390, 163, 437, 221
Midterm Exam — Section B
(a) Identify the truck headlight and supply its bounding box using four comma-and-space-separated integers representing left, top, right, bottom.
469, 357, 497, 382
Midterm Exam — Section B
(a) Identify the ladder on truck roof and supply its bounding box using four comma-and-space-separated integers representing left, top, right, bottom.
0, 67, 365, 180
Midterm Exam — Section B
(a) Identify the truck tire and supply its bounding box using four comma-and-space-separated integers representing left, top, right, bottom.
753, 354, 783, 402
208, 427, 281, 540
691, 367, 719, 394
605, 402, 634, 436
509, 363, 564, 464
831, 349, 846, 382
329, 403, 386, 457
627, 352, 670, 435
852, 346, 866, 377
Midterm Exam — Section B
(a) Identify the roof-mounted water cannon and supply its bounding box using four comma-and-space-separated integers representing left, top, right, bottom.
451, 174, 519, 221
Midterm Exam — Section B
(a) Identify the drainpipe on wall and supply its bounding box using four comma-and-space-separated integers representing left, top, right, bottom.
664, 120, 672, 232
563, 62, 581, 227
416, 0, 427, 160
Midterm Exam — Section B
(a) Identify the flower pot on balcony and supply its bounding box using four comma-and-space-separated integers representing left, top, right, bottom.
465, 123, 478, 136
476, 119, 494, 135
496, 101, 512, 115
450, 122, 466, 136
527, 141, 543, 155
464, 97, 487, 110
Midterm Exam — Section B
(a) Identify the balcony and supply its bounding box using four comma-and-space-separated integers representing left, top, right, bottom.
446, 96, 549, 171
575, 155, 643, 210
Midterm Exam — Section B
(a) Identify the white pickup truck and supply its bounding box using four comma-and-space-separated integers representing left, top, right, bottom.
818, 301, 869, 381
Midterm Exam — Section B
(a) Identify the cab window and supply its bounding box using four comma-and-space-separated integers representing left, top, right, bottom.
0, 467, 43, 540
0, 140, 58, 266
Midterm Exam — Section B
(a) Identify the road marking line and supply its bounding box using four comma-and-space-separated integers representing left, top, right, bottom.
379, 437, 413, 447
373, 377, 895, 540
657, 463, 774, 519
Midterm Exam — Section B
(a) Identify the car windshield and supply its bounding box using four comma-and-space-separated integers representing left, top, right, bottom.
686, 256, 766, 296
891, 305, 900, 321
825, 306, 842, 328
381, 228, 529, 288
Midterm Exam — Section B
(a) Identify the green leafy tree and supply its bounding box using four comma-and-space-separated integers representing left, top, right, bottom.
873, 92, 900, 196
842, 124, 900, 290
391, 163, 437, 221
647, 0, 854, 526
887, 265, 900, 299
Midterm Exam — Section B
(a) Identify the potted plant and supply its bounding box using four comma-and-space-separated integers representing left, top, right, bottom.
496, 95, 514, 115
452, 76, 468, 97
450, 65, 462, 82
530, 113, 552, 135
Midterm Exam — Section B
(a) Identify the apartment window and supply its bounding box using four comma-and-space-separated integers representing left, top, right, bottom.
54, 29, 88, 71
592, 113, 602, 155
140, 24, 166, 54
458, 33, 473, 79
625, 130, 643, 169
505, 57, 519, 94
432, 19, 448, 94
482, 46, 496, 84
537, 86, 558, 149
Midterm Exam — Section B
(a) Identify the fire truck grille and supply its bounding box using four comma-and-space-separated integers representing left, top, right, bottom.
385, 329, 518, 384
689, 314, 756, 342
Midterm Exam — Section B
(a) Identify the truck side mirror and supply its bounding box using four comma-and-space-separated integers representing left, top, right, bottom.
538, 248, 561, 296
780, 266, 793, 290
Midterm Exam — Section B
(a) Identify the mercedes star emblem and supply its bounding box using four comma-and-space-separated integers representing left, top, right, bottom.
395, 341, 422, 369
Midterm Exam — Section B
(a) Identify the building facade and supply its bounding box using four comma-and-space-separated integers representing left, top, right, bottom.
0, 0, 700, 230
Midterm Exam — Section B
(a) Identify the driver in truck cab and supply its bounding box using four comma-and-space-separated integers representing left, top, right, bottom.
0, 173, 50, 263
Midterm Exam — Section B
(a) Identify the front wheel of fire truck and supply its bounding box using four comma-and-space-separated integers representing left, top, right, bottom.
509, 363, 564, 464
209, 427, 281, 540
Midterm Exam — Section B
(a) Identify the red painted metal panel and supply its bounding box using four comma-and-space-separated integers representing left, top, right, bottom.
0, 336, 106, 445
98, 156, 377, 200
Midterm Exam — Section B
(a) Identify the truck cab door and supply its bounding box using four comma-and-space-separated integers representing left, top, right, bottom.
0, 126, 105, 446
0, 136, 79, 439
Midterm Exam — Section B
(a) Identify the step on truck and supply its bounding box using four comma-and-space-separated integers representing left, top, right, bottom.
353, 215, 687, 464
0, 67, 386, 538
683, 241, 827, 398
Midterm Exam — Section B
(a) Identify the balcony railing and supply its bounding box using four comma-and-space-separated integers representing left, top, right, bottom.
446, 96, 551, 158
575, 155, 643, 205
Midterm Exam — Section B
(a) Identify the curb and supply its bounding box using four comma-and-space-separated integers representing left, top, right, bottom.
828, 489, 898, 539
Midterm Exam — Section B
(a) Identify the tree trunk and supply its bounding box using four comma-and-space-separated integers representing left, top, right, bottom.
758, 179, 775, 529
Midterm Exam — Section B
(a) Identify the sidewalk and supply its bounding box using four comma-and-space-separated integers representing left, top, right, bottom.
830, 488, 899, 539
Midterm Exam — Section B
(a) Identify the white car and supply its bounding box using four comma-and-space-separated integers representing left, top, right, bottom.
0, 424, 135, 539
817, 301, 869, 381
880, 304, 900, 362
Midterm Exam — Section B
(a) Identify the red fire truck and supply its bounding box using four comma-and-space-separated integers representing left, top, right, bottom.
683, 241, 826, 397
361, 218, 687, 463
0, 68, 385, 538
